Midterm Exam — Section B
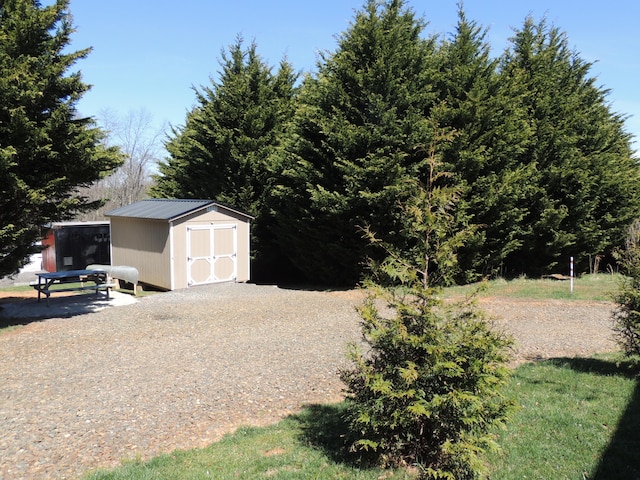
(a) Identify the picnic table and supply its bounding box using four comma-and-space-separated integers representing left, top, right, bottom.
32, 269, 115, 306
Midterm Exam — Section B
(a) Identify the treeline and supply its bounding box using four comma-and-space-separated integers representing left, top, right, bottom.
152, 0, 640, 286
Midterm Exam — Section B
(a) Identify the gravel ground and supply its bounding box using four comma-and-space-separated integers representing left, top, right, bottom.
0, 283, 617, 479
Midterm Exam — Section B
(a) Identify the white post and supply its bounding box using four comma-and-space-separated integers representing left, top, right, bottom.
570, 256, 574, 293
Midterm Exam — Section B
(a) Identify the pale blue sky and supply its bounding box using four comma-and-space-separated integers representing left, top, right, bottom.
67, 0, 640, 151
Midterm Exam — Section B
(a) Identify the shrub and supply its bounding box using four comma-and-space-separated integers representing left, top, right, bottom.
612, 219, 640, 356
340, 148, 514, 479
341, 284, 513, 479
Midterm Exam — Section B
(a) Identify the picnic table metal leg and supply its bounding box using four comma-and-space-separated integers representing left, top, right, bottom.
46, 279, 54, 307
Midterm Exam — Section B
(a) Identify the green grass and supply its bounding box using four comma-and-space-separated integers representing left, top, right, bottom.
487, 353, 640, 480
0, 284, 34, 293
444, 273, 619, 302
84, 404, 416, 480
84, 355, 640, 480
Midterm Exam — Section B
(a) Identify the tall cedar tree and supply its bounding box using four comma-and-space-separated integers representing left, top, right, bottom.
497, 17, 640, 275
152, 38, 298, 275
271, 0, 440, 286
0, 0, 122, 278
435, 9, 536, 280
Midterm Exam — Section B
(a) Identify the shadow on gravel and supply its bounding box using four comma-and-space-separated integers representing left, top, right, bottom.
547, 356, 640, 480
251, 280, 356, 293
0, 292, 137, 329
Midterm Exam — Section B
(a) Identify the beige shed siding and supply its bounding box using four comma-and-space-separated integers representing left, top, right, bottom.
110, 217, 173, 290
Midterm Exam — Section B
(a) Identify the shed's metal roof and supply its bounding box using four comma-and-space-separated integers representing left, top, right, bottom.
106, 199, 253, 221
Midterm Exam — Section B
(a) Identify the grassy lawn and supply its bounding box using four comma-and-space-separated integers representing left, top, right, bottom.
0, 284, 35, 293
444, 273, 619, 302
85, 404, 417, 480
488, 354, 640, 480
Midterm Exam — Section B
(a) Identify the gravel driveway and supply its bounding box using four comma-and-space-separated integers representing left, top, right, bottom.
0, 283, 617, 479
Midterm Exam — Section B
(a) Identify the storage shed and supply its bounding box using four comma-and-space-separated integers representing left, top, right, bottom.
106, 199, 253, 291
42, 221, 111, 272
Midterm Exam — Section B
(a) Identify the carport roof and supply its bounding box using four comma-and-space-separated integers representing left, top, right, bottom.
106, 199, 253, 222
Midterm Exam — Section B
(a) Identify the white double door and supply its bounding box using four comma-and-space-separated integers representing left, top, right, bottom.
187, 224, 237, 286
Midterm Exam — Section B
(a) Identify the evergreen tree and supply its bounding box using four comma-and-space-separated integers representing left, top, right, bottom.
612, 219, 640, 356
0, 0, 122, 278
498, 17, 640, 275
435, 8, 536, 280
151, 37, 298, 276
341, 146, 513, 478
153, 37, 297, 213
271, 0, 440, 285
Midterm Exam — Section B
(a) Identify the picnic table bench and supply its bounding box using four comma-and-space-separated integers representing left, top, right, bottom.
32, 269, 116, 306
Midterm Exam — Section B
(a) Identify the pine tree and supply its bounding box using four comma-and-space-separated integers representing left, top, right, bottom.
434, 8, 536, 280
153, 37, 297, 212
498, 17, 640, 275
0, 0, 122, 278
271, 0, 440, 285
151, 37, 298, 277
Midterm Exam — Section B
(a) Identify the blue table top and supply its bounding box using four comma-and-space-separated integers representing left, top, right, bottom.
36, 269, 106, 279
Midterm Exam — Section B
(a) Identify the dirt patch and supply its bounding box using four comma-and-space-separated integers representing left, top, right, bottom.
0, 290, 37, 299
